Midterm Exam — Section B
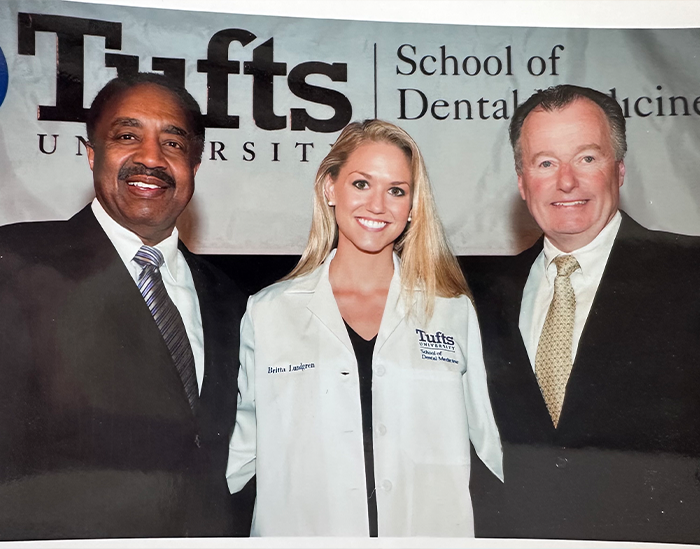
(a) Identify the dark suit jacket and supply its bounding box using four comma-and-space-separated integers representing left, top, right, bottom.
463, 212, 700, 544
0, 206, 250, 539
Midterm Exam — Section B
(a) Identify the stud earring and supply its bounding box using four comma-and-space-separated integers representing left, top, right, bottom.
328, 201, 335, 206
407, 214, 412, 222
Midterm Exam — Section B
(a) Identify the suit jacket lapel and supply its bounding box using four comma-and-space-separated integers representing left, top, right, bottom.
558, 212, 639, 434
67, 206, 194, 420
180, 244, 212, 399
180, 245, 213, 421
180, 244, 241, 455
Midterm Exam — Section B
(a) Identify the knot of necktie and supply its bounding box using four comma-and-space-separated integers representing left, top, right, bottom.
554, 254, 579, 279
134, 245, 165, 270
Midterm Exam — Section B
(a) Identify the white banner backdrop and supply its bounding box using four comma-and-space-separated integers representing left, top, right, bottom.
1, 0, 699, 254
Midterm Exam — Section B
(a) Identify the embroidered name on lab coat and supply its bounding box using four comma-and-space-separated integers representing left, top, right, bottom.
267, 362, 316, 375
415, 329, 459, 364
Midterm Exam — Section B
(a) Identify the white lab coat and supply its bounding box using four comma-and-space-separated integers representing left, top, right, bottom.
226, 250, 503, 536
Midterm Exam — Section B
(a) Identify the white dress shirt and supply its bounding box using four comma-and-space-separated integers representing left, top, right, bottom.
519, 211, 622, 370
91, 199, 205, 392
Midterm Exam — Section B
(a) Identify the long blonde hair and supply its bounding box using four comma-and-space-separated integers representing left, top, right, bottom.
286, 119, 469, 318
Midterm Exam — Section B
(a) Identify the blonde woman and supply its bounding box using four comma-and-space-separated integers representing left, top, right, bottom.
226, 120, 502, 536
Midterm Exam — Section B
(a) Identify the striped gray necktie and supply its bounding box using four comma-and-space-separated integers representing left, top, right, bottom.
134, 245, 199, 414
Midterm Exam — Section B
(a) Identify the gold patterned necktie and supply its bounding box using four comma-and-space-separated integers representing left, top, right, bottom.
535, 254, 580, 427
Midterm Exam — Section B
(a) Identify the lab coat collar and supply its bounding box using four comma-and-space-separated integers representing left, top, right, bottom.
300, 250, 407, 356
375, 252, 406, 356
303, 249, 354, 355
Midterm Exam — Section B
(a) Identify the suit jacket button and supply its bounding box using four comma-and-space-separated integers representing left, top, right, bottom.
556, 456, 567, 468
194, 434, 201, 448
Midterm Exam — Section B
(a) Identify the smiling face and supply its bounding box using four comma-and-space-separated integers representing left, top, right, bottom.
87, 83, 199, 245
517, 98, 625, 252
325, 141, 412, 257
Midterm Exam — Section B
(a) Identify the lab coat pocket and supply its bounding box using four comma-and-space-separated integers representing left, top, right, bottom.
398, 368, 471, 466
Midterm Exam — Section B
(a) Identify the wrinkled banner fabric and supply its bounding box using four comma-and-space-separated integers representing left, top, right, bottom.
0, 0, 698, 254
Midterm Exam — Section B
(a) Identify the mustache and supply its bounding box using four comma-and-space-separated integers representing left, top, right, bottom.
117, 164, 175, 187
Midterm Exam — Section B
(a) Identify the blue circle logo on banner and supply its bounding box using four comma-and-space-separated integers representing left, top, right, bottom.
0, 46, 8, 107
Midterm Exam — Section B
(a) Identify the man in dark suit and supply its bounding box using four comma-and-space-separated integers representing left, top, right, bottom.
465, 84, 700, 544
0, 73, 251, 539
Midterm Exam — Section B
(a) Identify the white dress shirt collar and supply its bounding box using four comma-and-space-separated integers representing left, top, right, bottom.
542, 210, 622, 283
91, 198, 180, 283
519, 210, 623, 369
